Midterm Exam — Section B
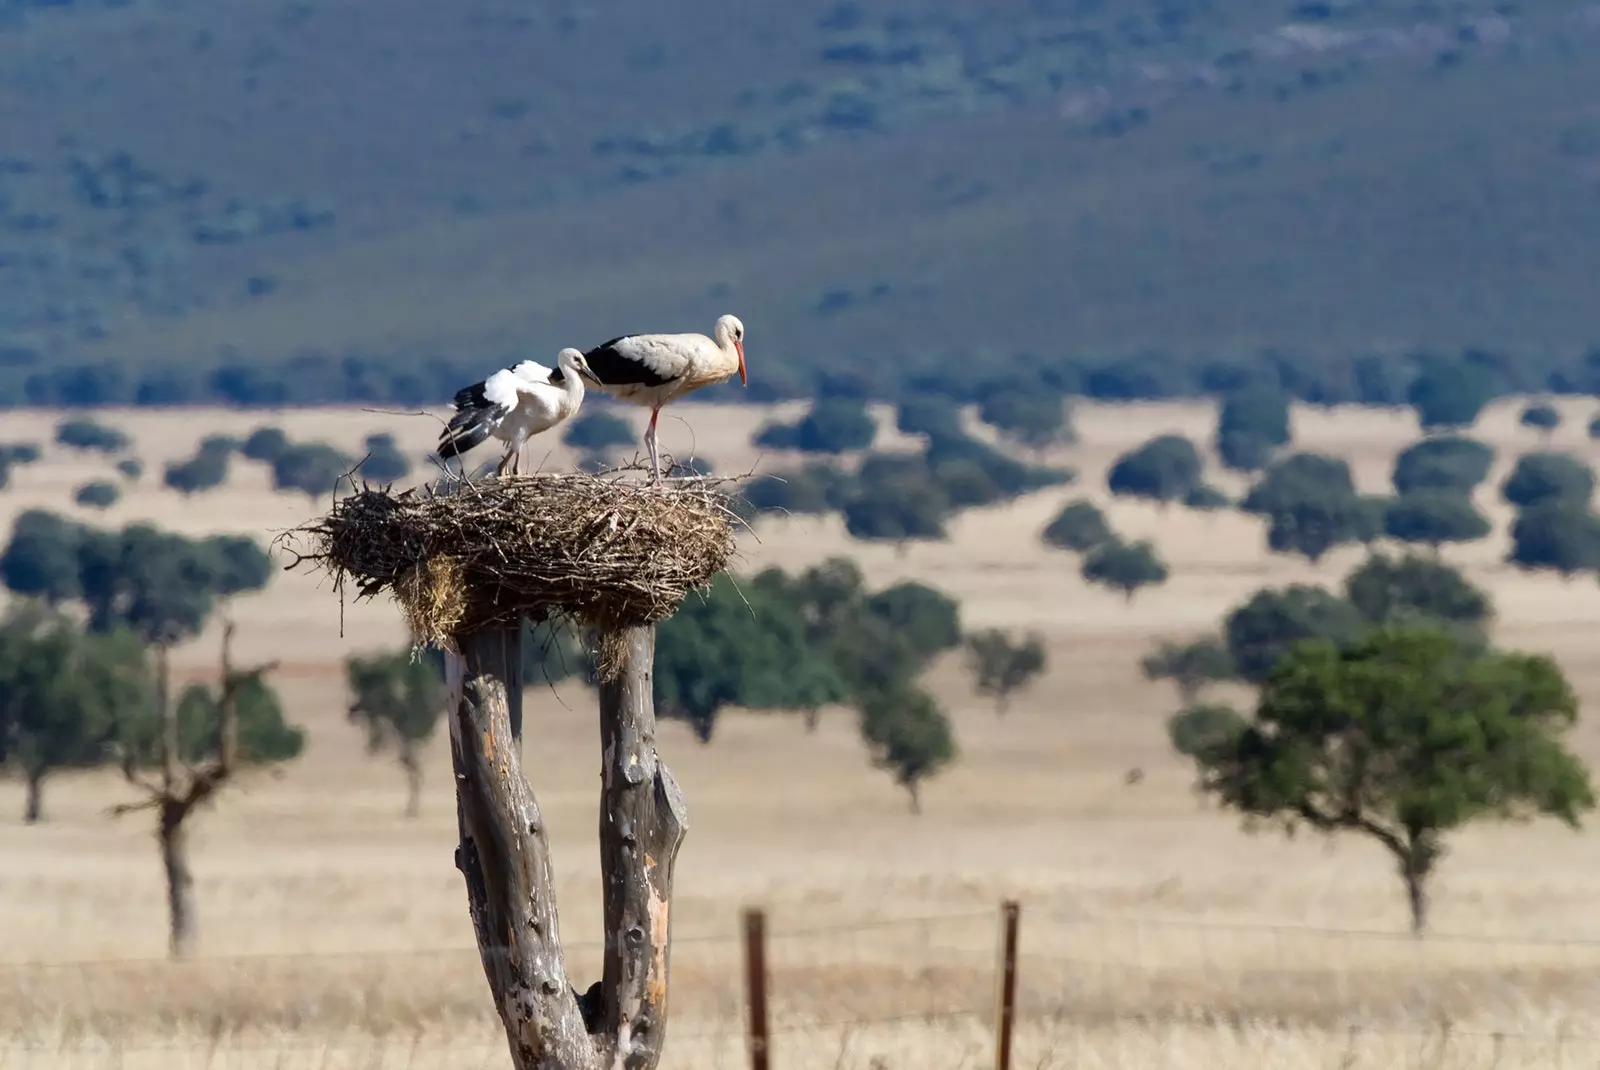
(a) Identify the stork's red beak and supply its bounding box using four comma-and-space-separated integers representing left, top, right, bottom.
736, 339, 747, 386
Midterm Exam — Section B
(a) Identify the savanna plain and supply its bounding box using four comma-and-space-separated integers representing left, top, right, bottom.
5, 398, 1600, 1068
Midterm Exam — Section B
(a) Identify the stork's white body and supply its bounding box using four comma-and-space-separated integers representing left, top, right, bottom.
558, 314, 747, 483
438, 348, 599, 476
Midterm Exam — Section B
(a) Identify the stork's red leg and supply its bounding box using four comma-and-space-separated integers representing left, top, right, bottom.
646, 407, 663, 485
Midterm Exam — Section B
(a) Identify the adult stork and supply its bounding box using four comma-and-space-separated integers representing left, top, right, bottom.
552, 313, 747, 484
437, 347, 601, 476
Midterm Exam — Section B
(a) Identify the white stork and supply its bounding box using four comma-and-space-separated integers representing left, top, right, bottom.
551, 313, 747, 484
437, 347, 601, 476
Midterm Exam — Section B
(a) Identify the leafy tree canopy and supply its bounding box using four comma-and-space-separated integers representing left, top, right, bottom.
977, 388, 1073, 449
563, 409, 636, 453
74, 480, 121, 511
1175, 627, 1593, 933
272, 442, 355, 499
842, 468, 948, 546
1041, 499, 1113, 553
1141, 637, 1235, 705
1407, 359, 1493, 432
357, 433, 412, 484
1241, 452, 1356, 515
55, 417, 130, 454
1184, 484, 1231, 511
1082, 538, 1168, 601
1383, 490, 1490, 550
895, 395, 964, 442
754, 397, 877, 454
1218, 385, 1291, 447
964, 629, 1047, 714
1519, 402, 1561, 434
1222, 584, 1367, 684
1343, 552, 1492, 636
1507, 501, 1600, 578
1500, 452, 1594, 510
1106, 434, 1204, 504
1391, 436, 1494, 495
346, 647, 446, 816
240, 426, 291, 463
857, 681, 956, 814
1263, 490, 1382, 563
740, 462, 855, 518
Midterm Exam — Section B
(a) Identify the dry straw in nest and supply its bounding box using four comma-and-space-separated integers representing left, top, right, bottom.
283, 469, 743, 651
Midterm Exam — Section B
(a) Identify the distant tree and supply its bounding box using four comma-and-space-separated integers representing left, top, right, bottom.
866, 581, 963, 659
1407, 359, 1493, 432
1501, 452, 1594, 510
654, 574, 847, 742
1520, 402, 1561, 438
1082, 538, 1168, 601
563, 410, 635, 453
963, 629, 1047, 714
1215, 386, 1291, 472
1263, 490, 1373, 564
755, 398, 876, 454
115, 458, 143, 481
0, 610, 153, 823
0, 510, 84, 605
978, 389, 1073, 449
1241, 452, 1355, 514
895, 396, 964, 442
1343, 552, 1492, 637
741, 463, 855, 517
1141, 637, 1235, 705
55, 417, 130, 454
0, 443, 41, 466
1589, 414, 1600, 441
1222, 585, 1367, 683
923, 433, 1073, 501
1106, 435, 1204, 505
1391, 436, 1494, 495
1166, 703, 1246, 759
355, 433, 411, 484
1175, 627, 1593, 934
346, 649, 447, 817
842, 471, 948, 549
74, 480, 120, 511
857, 682, 956, 814
167, 674, 304, 765
1184, 484, 1231, 511
1507, 501, 1600, 578
1383, 491, 1490, 550
1041, 499, 1112, 552
163, 451, 229, 496
272, 442, 355, 499
240, 426, 290, 463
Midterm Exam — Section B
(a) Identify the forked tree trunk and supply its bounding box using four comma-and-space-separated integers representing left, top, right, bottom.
23, 769, 43, 824
161, 799, 198, 958
447, 624, 688, 1069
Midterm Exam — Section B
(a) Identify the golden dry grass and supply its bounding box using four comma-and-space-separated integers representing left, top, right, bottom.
5, 396, 1600, 1067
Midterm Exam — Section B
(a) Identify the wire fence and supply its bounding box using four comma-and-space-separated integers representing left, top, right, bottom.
5, 904, 1600, 1068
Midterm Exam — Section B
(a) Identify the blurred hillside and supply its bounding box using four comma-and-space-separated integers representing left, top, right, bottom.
2, 0, 1599, 404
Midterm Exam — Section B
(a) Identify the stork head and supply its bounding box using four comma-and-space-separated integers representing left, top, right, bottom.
717, 313, 747, 386
558, 347, 601, 385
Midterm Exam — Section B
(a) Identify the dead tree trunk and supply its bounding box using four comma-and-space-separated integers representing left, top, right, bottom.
22, 769, 43, 824
447, 623, 688, 1070
160, 798, 198, 958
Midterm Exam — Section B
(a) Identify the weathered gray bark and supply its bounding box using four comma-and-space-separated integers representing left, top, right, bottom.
161, 799, 198, 958
447, 623, 688, 1070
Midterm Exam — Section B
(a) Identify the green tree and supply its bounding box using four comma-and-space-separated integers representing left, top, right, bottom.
1141, 637, 1234, 705
563, 409, 635, 453
654, 574, 847, 742
1506, 501, 1600, 578
1184, 484, 1231, 511
1501, 452, 1594, 510
1041, 499, 1113, 552
240, 427, 290, 463
56, 417, 130, 454
842, 471, 948, 549
346, 649, 446, 817
963, 629, 1046, 714
163, 448, 230, 496
1082, 538, 1168, 601
1106, 435, 1204, 505
1382, 491, 1490, 551
0, 610, 154, 823
272, 443, 355, 499
1241, 452, 1355, 515
115, 458, 143, 481
1263, 490, 1373, 564
1589, 414, 1600, 441
755, 398, 877, 454
1519, 402, 1561, 438
978, 389, 1072, 449
357, 433, 411, 484
741, 463, 855, 517
1, 510, 85, 605
1175, 627, 1594, 934
165, 674, 304, 765
1216, 385, 1291, 472
1391, 436, 1494, 495
895, 396, 964, 442
1407, 359, 1493, 432
1222, 585, 1368, 684
74, 480, 120, 510
857, 682, 956, 814
1343, 552, 1491, 640
1166, 703, 1246, 758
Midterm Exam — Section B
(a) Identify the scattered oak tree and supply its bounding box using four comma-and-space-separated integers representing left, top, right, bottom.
1519, 402, 1561, 438
563, 409, 636, 454
1506, 501, 1600, 578
1391, 436, 1494, 496
357, 433, 412, 484
1082, 538, 1168, 601
56, 416, 130, 454
1343, 552, 1491, 639
1501, 452, 1594, 510
1173, 627, 1594, 935
977, 388, 1073, 449
1215, 385, 1292, 473
754, 397, 877, 454
842, 470, 949, 550
1106, 435, 1204, 506
1141, 637, 1234, 705
346, 648, 447, 817
74, 480, 121, 510
1407, 359, 1493, 432
240, 426, 290, 463
1382, 490, 1490, 551
963, 628, 1047, 714
857, 681, 956, 814
1041, 498, 1114, 553
895, 395, 965, 443
1222, 584, 1367, 684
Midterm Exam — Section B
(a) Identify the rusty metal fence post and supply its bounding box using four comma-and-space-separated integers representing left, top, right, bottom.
994, 900, 1021, 1070
743, 907, 770, 1070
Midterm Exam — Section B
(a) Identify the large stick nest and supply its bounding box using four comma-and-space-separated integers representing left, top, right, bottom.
282, 468, 743, 644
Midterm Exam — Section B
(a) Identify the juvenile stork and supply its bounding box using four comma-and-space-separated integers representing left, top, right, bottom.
437, 347, 601, 476
552, 313, 747, 484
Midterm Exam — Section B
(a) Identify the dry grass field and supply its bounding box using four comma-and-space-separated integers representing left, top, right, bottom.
5, 396, 1600, 1067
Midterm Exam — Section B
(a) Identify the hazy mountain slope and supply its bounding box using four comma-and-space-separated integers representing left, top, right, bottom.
2, 0, 1598, 399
